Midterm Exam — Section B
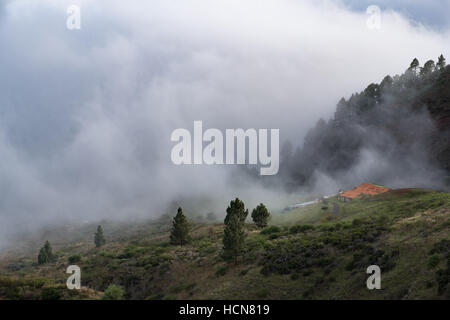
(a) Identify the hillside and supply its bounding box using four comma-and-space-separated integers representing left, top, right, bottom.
1, 188, 449, 300
276, 58, 450, 190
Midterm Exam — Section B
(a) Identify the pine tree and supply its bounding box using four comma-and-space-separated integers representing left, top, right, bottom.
437, 54, 446, 70
408, 58, 420, 74
94, 225, 106, 248
420, 60, 435, 76
251, 203, 270, 228
37, 240, 55, 265
224, 198, 248, 224
170, 207, 190, 246
380, 75, 393, 89
222, 212, 246, 263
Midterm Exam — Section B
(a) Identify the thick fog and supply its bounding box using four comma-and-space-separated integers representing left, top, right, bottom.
0, 0, 449, 245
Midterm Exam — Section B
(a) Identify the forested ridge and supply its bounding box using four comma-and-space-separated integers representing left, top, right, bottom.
277, 56, 450, 190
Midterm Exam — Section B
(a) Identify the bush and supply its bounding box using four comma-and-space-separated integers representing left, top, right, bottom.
256, 288, 269, 298
436, 268, 449, 295
68, 255, 81, 264
41, 287, 63, 300
260, 226, 281, 235
102, 284, 124, 300
261, 240, 326, 275
197, 238, 216, 256
6, 261, 30, 272
215, 265, 227, 277
428, 254, 440, 268
430, 239, 450, 255
240, 268, 250, 276
289, 225, 314, 234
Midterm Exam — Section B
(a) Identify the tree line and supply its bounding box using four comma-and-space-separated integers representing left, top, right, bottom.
37, 199, 269, 265
170, 198, 270, 263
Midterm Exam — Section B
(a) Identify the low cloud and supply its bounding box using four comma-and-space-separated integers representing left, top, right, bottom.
0, 0, 449, 245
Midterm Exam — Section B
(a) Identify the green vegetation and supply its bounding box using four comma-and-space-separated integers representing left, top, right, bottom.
223, 204, 246, 263
37, 241, 55, 265
68, 254, 82, 264
102, 284, 124, 300
170, 207, 190, 246
225, 198, 248, 224
282, 56, 450, 190
94, 225, 106, 248
428, 254, 440, 268
437, 54, 446, 70
252, 203, 270, 228
260, 225, 281, 235
1, 57, 449, 300
0, 188, 448, 300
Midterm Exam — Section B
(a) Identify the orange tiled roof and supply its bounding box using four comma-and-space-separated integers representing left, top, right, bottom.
340, 183, 389, 199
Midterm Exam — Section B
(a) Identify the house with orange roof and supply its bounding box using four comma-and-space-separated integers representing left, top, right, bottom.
337, 183, 389, 202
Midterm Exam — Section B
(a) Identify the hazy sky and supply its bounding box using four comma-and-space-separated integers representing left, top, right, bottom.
342, 0, 450, 29
0, 0, 449, 244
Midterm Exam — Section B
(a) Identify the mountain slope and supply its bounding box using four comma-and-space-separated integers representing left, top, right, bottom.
277, 62, 450, 190
1, 188, 449, 300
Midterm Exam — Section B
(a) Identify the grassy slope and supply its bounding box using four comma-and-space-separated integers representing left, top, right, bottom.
0, 189, 449, 300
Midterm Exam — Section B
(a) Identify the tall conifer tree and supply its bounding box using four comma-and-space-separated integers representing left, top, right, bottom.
170, 207, 190, 246
94, 225, 106, 248
38, 240, 55, 265
223, 198, 247, 263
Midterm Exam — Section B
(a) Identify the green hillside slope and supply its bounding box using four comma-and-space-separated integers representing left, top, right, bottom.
1, 189, 449, 300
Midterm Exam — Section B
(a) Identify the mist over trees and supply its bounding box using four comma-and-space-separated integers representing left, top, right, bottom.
267, 56, 450, 192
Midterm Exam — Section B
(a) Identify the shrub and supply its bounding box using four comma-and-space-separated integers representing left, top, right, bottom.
256, 288, 269, 298
102, 284, 124, 300
215, 265, 227, 277
260, 226, 281, 235
428, 254, 440, 268
68, 255, 81, 264
289, 225, 314, 234
240, 268, 250, 276
436, 268, 449, 295
197, 238, 216, 256
6, 261, 29, 272
268, 234, 279, 240
41, 287, 63, 300
244, 234, 268, 251
430, 239, 450, 255
261, 240, 326, 275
